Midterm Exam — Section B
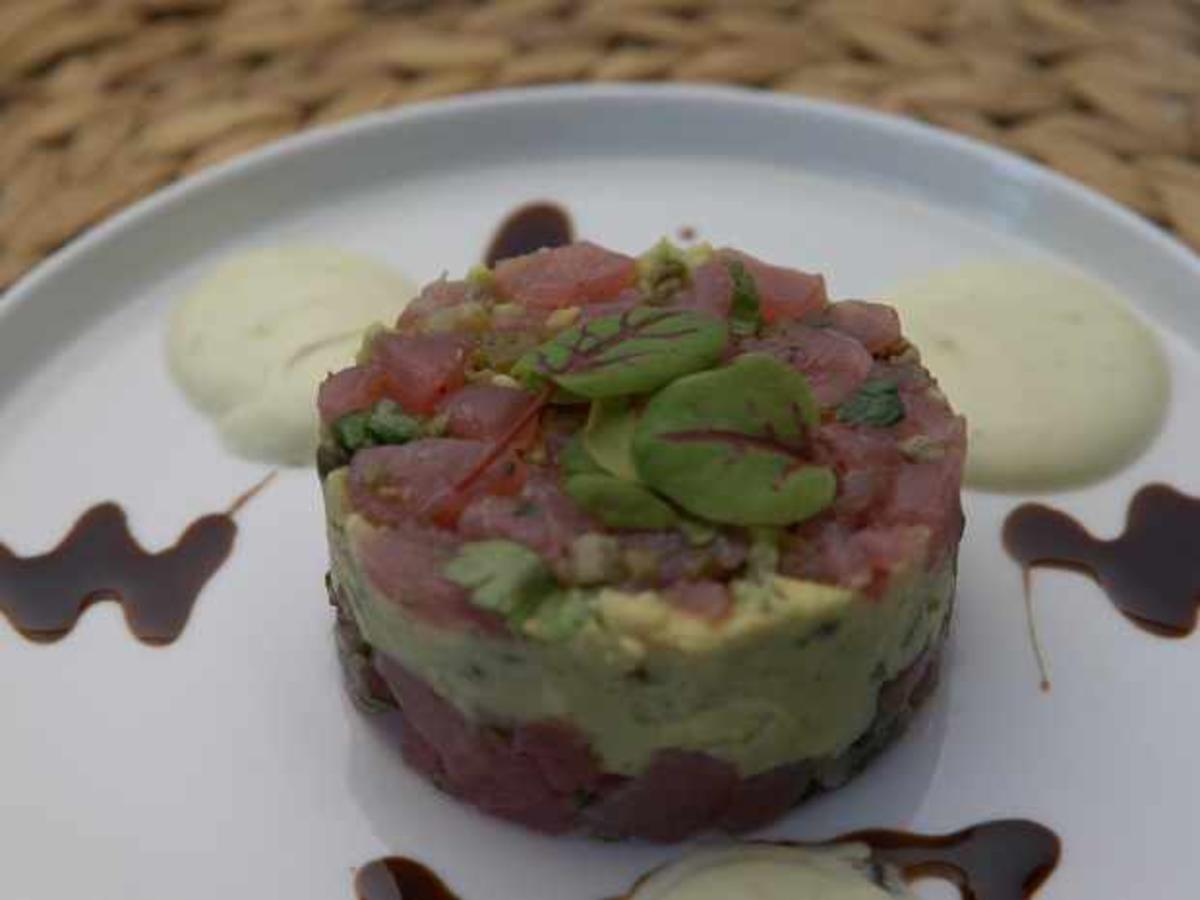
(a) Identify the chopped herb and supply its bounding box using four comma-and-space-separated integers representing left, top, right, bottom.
511, 306, 727, 399
565, 474, 680, 530
726, 259, 763, 337
332, 400, 421, 453
837, 380, 906, 427
444, 540, 559, 626
366, 400, 421, 444
525, 589, 591, 642
637, 238, 690, 302
332, 410, 373, 452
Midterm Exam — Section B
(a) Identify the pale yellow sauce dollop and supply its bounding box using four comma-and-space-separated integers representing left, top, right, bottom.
167, 246, 415, 465
629, 844, 912, 900
888, 262, 1169, 492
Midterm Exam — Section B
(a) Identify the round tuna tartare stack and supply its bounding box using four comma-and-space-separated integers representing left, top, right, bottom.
317, 240, 965, 841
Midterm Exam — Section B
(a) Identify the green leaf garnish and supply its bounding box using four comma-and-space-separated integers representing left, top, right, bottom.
512, 306, 727, 399
444, 540, 559, 625
524, 589, 591, 641
632, 353, 836, 526
560, 435, 607, 478
565, 474, 680, 529
584, 398, 639, 481
727, 260, 763, 337
837, 380, 906, 427
367, 400, 421, 444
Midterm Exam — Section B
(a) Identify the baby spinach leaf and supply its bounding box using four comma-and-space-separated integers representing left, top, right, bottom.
726, 260, 763, 337
444, 540, 558, 625
566, 474, 680, 530
632, 353, 835, 526
512, 306, 727, 399
584, 398, 639, 481
560, 435, 606, 478
837, 380, 906, 427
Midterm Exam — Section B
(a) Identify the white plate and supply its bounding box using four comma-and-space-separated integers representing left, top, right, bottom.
1, 85, 1197, 900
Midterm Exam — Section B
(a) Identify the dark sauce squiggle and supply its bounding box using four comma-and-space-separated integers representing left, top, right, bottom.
355, 857, 458, 900
0, 475, 272, 644
1004, 484, 1200, 637
484, 202, 573, 267
843, 819, 1061, 900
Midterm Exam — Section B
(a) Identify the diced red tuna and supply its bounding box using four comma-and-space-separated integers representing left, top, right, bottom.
318, 364, 386, 425
459, 471, 595, 562
720, 249, 827, 322
581, 750, 738, 842
439, 383, 540, 445
718, 763, 813, 833
676, 260, 734, 320
741, 323, 873, 407
356, 523, 505, 634
578, 288, 642, 323
376, 657, 594, 833
396, 278, 470, 331
883, 460, 965, 559
349, 439, 526, 528
814, 422, 903, 524
494, 242, 637, 309
370, 332, 473, 414
826, 300, 902, 355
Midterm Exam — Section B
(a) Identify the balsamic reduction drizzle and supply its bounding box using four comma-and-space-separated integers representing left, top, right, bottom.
0, 475, 272, 644
484, 202, 574, 267
1004, 483, 1200, 637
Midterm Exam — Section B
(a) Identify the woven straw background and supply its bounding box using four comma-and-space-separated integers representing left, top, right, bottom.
1, 0, 1198, 291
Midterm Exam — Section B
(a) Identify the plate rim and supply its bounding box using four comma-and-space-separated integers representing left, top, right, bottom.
3, 82, 1197, 322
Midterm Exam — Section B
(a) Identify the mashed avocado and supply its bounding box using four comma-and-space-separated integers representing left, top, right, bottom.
326, 475, 953, 777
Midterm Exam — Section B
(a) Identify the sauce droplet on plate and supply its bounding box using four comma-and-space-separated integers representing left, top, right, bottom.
484, 202, 574, 266
844, 819, 1061, 900
0, 475, 272, 644
355, 857, 459, 900
887, 262, 1168, 492
1004, 483, 1200, 637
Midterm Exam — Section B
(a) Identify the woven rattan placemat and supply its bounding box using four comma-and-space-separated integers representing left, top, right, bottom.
1, 0, 1197, 290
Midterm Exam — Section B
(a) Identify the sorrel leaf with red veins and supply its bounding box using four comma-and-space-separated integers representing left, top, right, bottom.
512, 306, 727, 399
632, 354, 835, 526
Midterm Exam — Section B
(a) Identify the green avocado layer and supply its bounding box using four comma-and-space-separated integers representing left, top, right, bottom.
325, 474, 954, 778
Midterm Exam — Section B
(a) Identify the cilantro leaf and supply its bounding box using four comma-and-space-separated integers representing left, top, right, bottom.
837, 380, 906, 427
444, 540, 559, 625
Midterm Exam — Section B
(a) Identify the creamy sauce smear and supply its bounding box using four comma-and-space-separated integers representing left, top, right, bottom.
888, 262, 1169, 491
629, 844, 911, 900
168, 246, 415, 465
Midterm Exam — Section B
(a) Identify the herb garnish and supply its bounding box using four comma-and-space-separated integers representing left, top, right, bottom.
512, 306, 727, 399
726, 260, 763, 337
837, 380, 906, 427
633, 354, 836, 526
